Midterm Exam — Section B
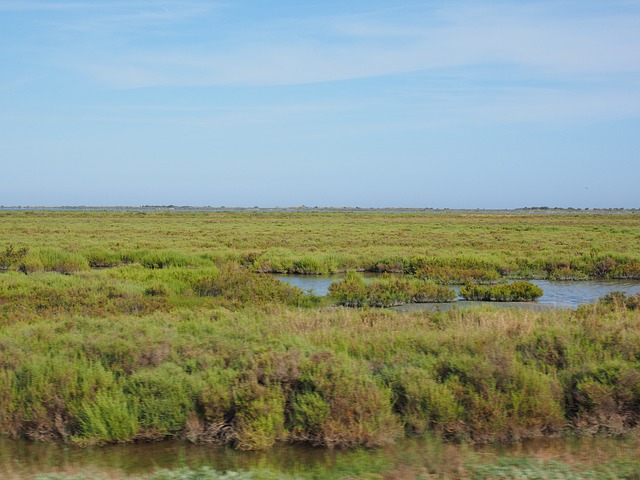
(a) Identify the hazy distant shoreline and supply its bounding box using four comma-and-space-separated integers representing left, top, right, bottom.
1, 206, 637, 214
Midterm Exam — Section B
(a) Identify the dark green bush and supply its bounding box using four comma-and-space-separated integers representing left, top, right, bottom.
36, 249, 90, 274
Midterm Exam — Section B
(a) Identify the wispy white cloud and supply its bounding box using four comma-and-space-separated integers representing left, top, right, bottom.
55, 1, 640, 89
5, 0, 640, 128
0, 1, 100, 11
0, 0, 224, 37
0, 1, 214, 11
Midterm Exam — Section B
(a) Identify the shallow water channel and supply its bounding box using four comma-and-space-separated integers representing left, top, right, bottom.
275, 275, 640, 309
2, 435, 639, 479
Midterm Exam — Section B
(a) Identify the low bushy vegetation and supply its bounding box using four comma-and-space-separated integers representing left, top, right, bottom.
1, 211, 639, 457
1, 300, 640, 449
328, 271, 455, 307
460, 281, 544, 302
0, 272, 169, 324
0, 244, 28, 272
590, 291, 640, 312
0, 265, 320, 325
192, 264, 319, 307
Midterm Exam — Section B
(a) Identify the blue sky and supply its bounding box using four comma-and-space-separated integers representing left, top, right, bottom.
1, 0, 639, 208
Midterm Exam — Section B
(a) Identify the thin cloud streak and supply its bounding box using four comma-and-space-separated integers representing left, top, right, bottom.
61, 3, 640, 89
0, 1, 213, 11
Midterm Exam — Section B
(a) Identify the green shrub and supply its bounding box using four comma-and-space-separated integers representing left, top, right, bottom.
125, 363, 198, 437
460, 281, 543, 302
410, 279, 457, 303
408, 256, 502, 284
291, 257, 322, 274
144, 282, 170, 297
193, 264, 314, 306
516, 333, 568, 371
366, 276, 412, 307
329, 272, 454, 307
391, 367, 462, 435
6, 355, 117, 440
563, 361, 640, 434
0, 273, 168, 324
293, 352, 401, 448
77, 388, 139, 443
84, 248, 126, 268
16, 252, 44, 274
290, 391, 330, 435
199, 368, 237, 423
233, 376, 287, 450
327, 270, 368, 307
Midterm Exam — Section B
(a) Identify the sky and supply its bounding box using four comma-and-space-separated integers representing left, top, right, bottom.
1, 0, 639, 209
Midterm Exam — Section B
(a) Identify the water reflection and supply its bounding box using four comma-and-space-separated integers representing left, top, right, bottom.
2, 435, 639, 479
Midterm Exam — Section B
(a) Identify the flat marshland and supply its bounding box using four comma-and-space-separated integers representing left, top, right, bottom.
1, 210, 640, 457
2, 210, 640, 279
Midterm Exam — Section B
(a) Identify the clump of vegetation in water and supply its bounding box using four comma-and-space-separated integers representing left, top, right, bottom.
460, 281, 543, 302
403, 256, 502, 284
328, 271, 455, 307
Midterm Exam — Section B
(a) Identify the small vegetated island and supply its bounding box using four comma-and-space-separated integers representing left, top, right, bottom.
0, 210, 639, 451
328, 272, 543, 306
459, 281, 544, 302
328, 271, 457, 307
